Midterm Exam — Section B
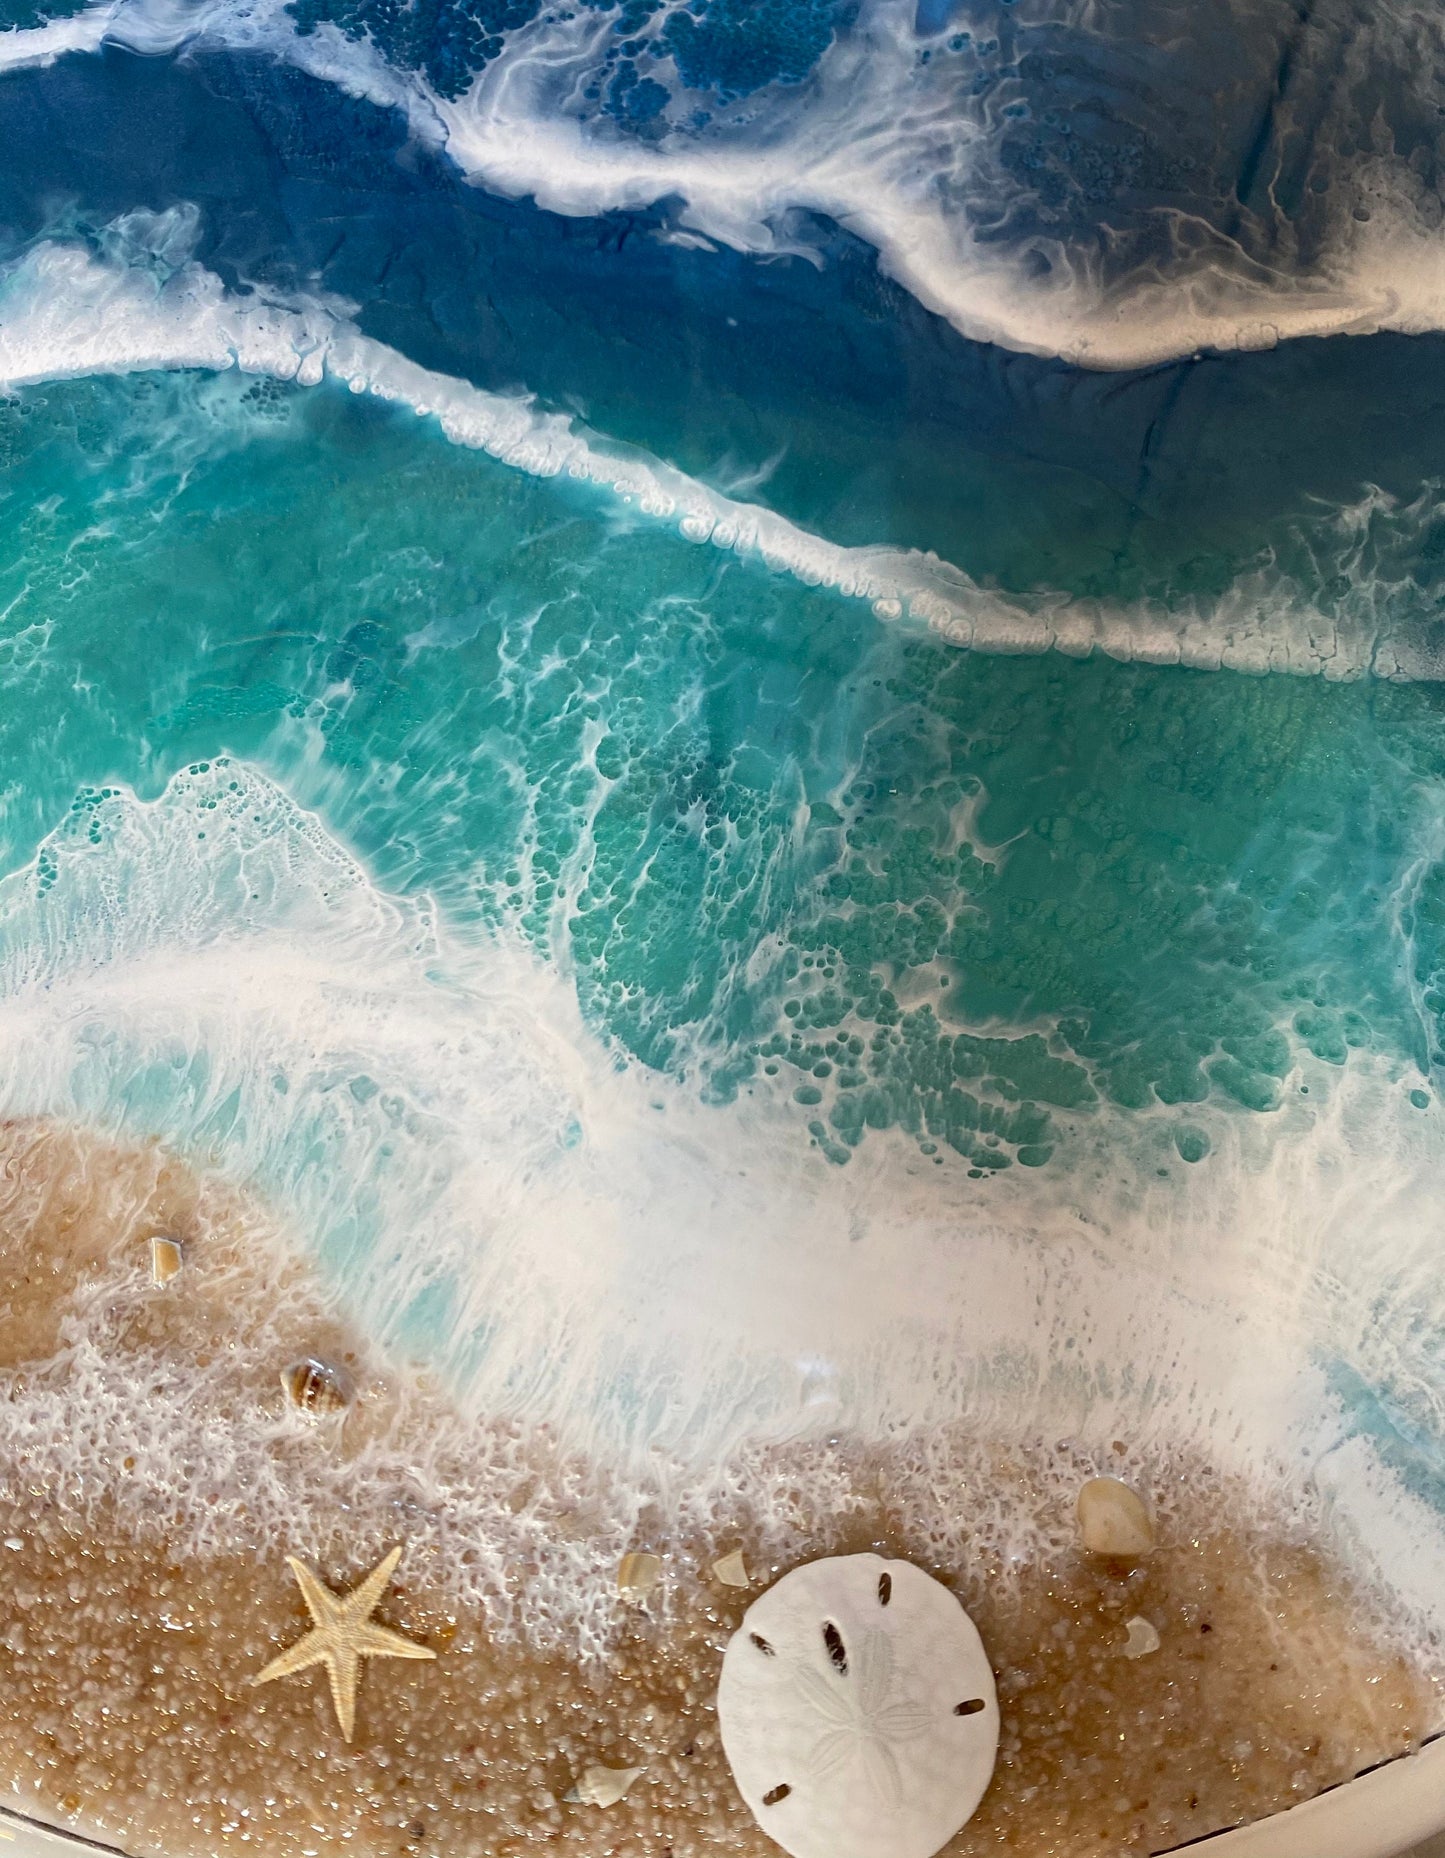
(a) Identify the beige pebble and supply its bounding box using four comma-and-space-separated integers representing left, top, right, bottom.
149, 1237, 183, 1286
617, 1552, 661, 1602
1122, 1616, 1161, 1660
567, 1765, 644, 1807
1077, 1477, 1155, 1558
711, 1549, 749, 1588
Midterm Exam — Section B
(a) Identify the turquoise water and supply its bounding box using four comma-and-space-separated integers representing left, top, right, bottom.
4, 368, 1443, 1187
4, 0, 1445, 1646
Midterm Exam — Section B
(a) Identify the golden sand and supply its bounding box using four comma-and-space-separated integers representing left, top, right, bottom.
0, 1119, 1435, 1858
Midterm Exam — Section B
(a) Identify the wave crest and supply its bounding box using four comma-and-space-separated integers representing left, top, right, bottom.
11, 0, 1445, 368
3, 208, 1443, 681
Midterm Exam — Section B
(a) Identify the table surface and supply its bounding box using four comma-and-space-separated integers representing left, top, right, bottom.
3, 1795, 1444, 1857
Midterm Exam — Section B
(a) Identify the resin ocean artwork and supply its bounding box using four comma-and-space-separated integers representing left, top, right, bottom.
5, 0, 1445, 1853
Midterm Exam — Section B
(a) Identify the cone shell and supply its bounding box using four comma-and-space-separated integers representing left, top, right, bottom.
281, 1356, 353, 1416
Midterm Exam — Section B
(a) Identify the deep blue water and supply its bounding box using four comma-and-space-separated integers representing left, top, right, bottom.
9, 43, 1445, 615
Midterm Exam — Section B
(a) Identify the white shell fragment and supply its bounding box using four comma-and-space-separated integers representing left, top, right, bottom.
149, 1236, 184, 1286
1122, 1616, 1161, 1660
617, 1551, 661, 1602
566, 1765, 644, 1807
713, 1549, 750, 1588
716, 1553, 998, 1858
1076, 1477, 1156, 1558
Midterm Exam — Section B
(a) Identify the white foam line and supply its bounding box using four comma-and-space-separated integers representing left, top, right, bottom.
0, 6, 114, 71
2, 230, 1434, 680
0, 0, 243, 69
184, 0, 1445, 373
420, 69, 1438, 375
0, 4, 112, 71
0, 239, 1014, 651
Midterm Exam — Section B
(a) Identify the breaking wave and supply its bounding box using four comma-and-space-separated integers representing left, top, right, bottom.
3, 757, 1445, 1646
4, 206, 1445, 679
8, 0, 1445, 366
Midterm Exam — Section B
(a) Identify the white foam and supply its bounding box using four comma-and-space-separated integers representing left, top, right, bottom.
0, 0, 240, 69
67, 0, 1442, 371
397, 0, 1445, 372
2, 759, 1445, 1651
0, 6, 111, 72
9, 0, 1445, 368
0, 226, 1435, 680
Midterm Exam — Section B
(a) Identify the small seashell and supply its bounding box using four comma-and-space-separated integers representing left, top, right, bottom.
617, 1551, 661, 1602
1076, 1477, 1155, 1559
150, 1236, 184, 1286
1122, 1615, 1161, 1660
566, 1765, 643, 1808
712, 1549, 750, 1588
281, 1357, 353, 1417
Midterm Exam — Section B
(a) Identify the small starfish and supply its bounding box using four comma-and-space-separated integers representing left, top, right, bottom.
252, 1546, 436, 1741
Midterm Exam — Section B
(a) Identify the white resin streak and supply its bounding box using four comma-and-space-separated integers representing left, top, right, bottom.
0, 234, 1433, 681
8, 0, 1445, 372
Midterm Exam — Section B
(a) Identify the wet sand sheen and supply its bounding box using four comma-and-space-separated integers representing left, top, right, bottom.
0, 1120, 1435, 1858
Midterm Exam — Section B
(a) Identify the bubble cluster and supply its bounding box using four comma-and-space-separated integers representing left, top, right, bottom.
9, 370, 1445, 1184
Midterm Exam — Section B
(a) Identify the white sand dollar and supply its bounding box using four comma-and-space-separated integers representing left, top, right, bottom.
716, 1554, 998, 1858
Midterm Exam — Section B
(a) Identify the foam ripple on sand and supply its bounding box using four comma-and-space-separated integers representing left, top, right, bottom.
0, 227, 1437, 681
0, 1116, 1432, 1858
3, 756, 1445, 1660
